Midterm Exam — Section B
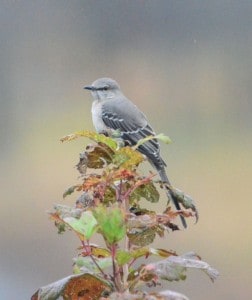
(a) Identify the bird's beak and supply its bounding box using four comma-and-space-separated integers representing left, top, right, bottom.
84, 85, 94, 91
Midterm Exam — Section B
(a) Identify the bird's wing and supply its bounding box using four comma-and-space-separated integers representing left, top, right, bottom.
101, 99, 166, 168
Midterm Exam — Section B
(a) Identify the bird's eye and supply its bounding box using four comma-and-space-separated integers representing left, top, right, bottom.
103, 86, 109, 91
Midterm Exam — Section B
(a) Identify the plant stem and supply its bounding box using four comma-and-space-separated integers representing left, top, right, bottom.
111, 243, 123, 292
81, 240, 107, 278
122, 189, 130, 288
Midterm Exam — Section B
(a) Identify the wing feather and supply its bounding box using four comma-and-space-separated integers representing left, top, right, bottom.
101, 102, 166, 168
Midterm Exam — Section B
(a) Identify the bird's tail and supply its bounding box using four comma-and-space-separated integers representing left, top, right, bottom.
158, 167, 187, 228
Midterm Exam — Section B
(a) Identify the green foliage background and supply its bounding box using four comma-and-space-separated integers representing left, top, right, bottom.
1, 1, 252, 299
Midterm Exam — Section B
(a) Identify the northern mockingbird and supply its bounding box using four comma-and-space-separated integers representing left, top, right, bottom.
84, 78, 187, 228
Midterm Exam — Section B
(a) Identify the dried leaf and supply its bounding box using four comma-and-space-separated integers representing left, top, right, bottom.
76, 151, 88, 174
49, 204, 83, 234
63, 185, 81, 198
111, 169, 137, 184
150, 248, 177, 258
113, 146, 144, 168
153, 290, 189, 300
150, 252, 219, 282
76, 192, 94, 209
82, 175, 102, 191
60, 130, 117, 150
169, 187, 199, 222
128, 227, 156, 246
130, 247, 176, 260
83, 142, 114, 169
31, 274, 112, 300
50, 204, 83, 219
131, 181, 160, 203
83, 245, 111, 258
102, 186, 116, 204
99, 290, 189, 300
127, 212, 157, 229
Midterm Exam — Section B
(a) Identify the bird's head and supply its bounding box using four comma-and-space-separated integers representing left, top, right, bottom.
84, 78, 121, 101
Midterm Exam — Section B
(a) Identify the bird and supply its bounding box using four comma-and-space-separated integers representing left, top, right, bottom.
84, 77, 187, 228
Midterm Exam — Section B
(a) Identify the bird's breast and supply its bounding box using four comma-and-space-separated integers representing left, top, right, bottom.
91, 101, 107, 133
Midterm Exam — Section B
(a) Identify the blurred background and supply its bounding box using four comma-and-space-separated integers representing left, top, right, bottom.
1, 1, 252, 299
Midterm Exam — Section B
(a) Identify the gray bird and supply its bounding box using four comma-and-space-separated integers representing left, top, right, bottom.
84, 77, 186, 228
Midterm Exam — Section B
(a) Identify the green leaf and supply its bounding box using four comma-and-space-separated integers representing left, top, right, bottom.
116, 250, 132, 266
132, 135, 155, 150
63, 211, 98, 240
155, 133, 172, 144
133, 133, 171, 150
74, 256, 112, 273
93, 205, 126, 245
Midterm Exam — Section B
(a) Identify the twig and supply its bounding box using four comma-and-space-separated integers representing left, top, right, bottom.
81, 240, 107, 278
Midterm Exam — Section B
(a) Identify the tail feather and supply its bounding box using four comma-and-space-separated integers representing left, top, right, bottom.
158, 168, 187, 229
